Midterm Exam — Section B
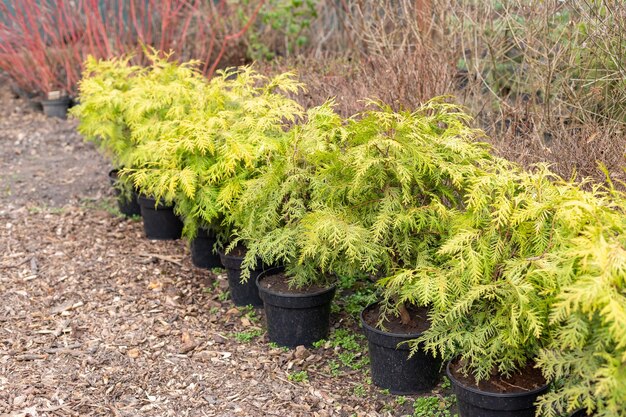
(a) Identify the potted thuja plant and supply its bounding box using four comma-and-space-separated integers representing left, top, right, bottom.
408, 167, 620, 417
120, 51, 218, 240
230, 102, 373, 346
125, 64, 304, 274
204, 68, 305, 300
71, 56, 144, 217
209, 68, 304, 290
334, 100, 494, 394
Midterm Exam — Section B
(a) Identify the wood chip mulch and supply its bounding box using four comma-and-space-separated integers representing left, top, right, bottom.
0, 209, 404, 417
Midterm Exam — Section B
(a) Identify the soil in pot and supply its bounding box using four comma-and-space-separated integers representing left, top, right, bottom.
136, 195, 183, 240
447, 359, 549, 417
257, 267, 335, 348
218, 246, 265, 307
190, 229, 222, 269
108, 170, 141, 217
42, 97, 70, 119
361, 303, 441, 395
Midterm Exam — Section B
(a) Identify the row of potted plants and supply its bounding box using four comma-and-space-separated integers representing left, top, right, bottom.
70, 52, 625, 417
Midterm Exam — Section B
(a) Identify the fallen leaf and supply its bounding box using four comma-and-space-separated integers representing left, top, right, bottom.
128, 348, 140, 358
295, 345, 309, 359
148, 281, 163, 291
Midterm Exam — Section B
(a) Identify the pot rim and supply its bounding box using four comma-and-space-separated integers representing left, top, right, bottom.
136, 194, 173, 209
136, 194, 160, 203
360, 302, 427, 339
445, 359, 550, 399
217, 248, 249, 261
570, 408, 593, 417
256, 266, 336, 299
41, 96, 70, 104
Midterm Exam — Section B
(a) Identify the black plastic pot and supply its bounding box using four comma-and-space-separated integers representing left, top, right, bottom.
447, 361, 550, 417
108, 170, 141, 217
218, 250, 265, 307
41, 96, 70, 119
361, 303, 441, 394
257, 267, 335, 348
190, 229, 222, 269
136, 195, 183, 240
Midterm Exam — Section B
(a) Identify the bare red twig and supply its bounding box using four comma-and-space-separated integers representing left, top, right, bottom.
0, 0, 266, 95
207, 0, 267, 78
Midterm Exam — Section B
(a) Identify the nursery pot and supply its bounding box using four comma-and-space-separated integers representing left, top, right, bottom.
41, 96, 70, 119
257, 267, 336, 348
136, 195, 183, 240
218, 249, 265, 307
447, 360, 549, 417
190, 229, 222, 269
570, 410, 593, 417
108, 170, 141, 217
361, 303, 441, 395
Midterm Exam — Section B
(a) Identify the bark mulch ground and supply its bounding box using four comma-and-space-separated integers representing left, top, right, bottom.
0, 78, 453, 417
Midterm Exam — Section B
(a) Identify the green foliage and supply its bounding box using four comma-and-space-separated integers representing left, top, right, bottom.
352, 383, 367, 397
328, 329, 364, 352
343, 289, 378, 319
413, 395, 457, 417
74, 50, 304, 242
337, 350, 369, 371
336, 99, 494, 325
394, 163, 623, 384
233, 328, 264, 343
234, 98, 493, 290
268, 342, 290, 352
327, 360, 341, 377
317, 100, 490, 280
71, 55, 143, 193
315, 328, 369, 375
71, 55, 141, 166
535, 202, 626, 417
118, 53, 303, 240
229, 101, 350, 285
245, 0, 318, 61
217, 288, 230, 302
288, 370, 309, 383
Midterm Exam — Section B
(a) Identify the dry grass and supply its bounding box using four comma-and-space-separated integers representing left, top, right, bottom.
255, 0, 626, 184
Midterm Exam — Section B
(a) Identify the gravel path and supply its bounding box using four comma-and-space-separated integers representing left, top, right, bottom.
0, 79, 457, 417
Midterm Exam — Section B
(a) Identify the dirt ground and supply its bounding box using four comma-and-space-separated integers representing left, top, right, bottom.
0, 78, 453, 417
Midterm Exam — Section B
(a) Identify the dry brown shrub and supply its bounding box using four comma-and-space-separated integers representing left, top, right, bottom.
258, 0, 626, 184
258, 49, 454, 117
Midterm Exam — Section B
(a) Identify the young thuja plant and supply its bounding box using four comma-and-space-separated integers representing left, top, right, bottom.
122, 55, 304, 240
118, 50, 206, 205
536, 203, 626, 417
400, 165, 622, 384
324, 99, 494, 325
70, 55, 144, 202
229, 101, 375, 287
